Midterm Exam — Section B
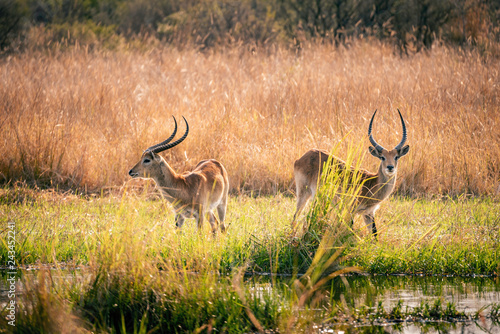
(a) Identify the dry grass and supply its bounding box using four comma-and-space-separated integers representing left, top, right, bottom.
1, 40, 499, 196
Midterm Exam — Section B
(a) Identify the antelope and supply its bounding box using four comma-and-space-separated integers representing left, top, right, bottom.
128, 116, 229, 234
291, 110, 409, 238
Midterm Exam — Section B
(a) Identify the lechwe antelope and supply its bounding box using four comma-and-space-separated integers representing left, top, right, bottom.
128, 116, 229, 234
291, 110, 409, 237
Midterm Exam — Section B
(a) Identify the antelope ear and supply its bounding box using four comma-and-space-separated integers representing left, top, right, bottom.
369, 146, 382, 159
398, 145, 410, 157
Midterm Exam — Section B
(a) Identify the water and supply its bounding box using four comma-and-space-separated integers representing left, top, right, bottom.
320, 275, 500, 333
320, 322, 497, 333
331, 275, 500, 312
2, 271, 500, 333
250, 274, 500, 333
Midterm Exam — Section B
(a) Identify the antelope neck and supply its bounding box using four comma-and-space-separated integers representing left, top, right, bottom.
375, 163, 397, 200
153, 161, 184, 200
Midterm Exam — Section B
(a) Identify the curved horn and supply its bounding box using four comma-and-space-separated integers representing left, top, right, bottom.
145, 116, 178, 153
394, 109, 407, 151
149, 116, 189, 154
368, 110, 385, 152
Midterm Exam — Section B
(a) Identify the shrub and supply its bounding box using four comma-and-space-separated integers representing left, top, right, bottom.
0, 0, 25, 51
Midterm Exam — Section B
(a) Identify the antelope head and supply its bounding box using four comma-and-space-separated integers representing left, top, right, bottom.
129, 116, 189, 178
367, 109, 409, 178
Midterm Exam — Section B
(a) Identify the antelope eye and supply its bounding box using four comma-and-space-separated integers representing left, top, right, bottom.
380, 156, 386, 161
143, 158, 151, 164
395, 156, 399, 161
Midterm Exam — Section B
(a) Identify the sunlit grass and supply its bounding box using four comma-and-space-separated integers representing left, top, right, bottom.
1, 41, 499, 196
0, 186, 295, 273
349, 196, 500, 275
0, 187, 297, 332
1, 185, 499, 332
1, 186, 498, 276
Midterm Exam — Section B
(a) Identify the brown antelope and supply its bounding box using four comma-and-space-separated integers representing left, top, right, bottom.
129, 116, 229, 234
291, 110, 409, 237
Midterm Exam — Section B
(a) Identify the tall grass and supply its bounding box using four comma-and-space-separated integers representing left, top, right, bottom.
1, 40, 499, 196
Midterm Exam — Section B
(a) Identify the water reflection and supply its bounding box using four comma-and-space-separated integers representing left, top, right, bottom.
322, 321, 498, 333
248, 274, 500, 333
320, 275, 500, 333
330, 275, 500, 313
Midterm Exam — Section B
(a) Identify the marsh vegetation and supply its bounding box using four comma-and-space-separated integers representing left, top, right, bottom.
1, 184, 499, 332
0, 12, 499, 332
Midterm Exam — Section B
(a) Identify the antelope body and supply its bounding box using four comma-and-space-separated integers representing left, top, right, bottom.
129, 117, 229, 234
292, 110, 410, 237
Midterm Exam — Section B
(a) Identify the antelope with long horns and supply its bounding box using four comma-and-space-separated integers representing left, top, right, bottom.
129, 116, 229, 234
291, 110, 409, 238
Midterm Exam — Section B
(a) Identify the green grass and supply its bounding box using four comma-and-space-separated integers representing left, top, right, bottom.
0, 187, 296, 273
0, 187, 298, 333
1, 186, 499, 275
349, 196, 500, 275
1, 186, 500, 332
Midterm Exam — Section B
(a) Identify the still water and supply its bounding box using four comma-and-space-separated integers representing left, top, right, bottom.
332, 275, 500, 333
331, 275, 500, 312
259, 274, 500, 333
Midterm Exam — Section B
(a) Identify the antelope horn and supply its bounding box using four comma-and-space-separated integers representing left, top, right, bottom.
394, 109, 407, 151
145, 116, 178, 153
368, 110, 385, 152
148, 116, 189, 154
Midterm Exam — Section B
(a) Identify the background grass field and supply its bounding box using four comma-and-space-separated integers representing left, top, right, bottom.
1, 40, 499, 196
